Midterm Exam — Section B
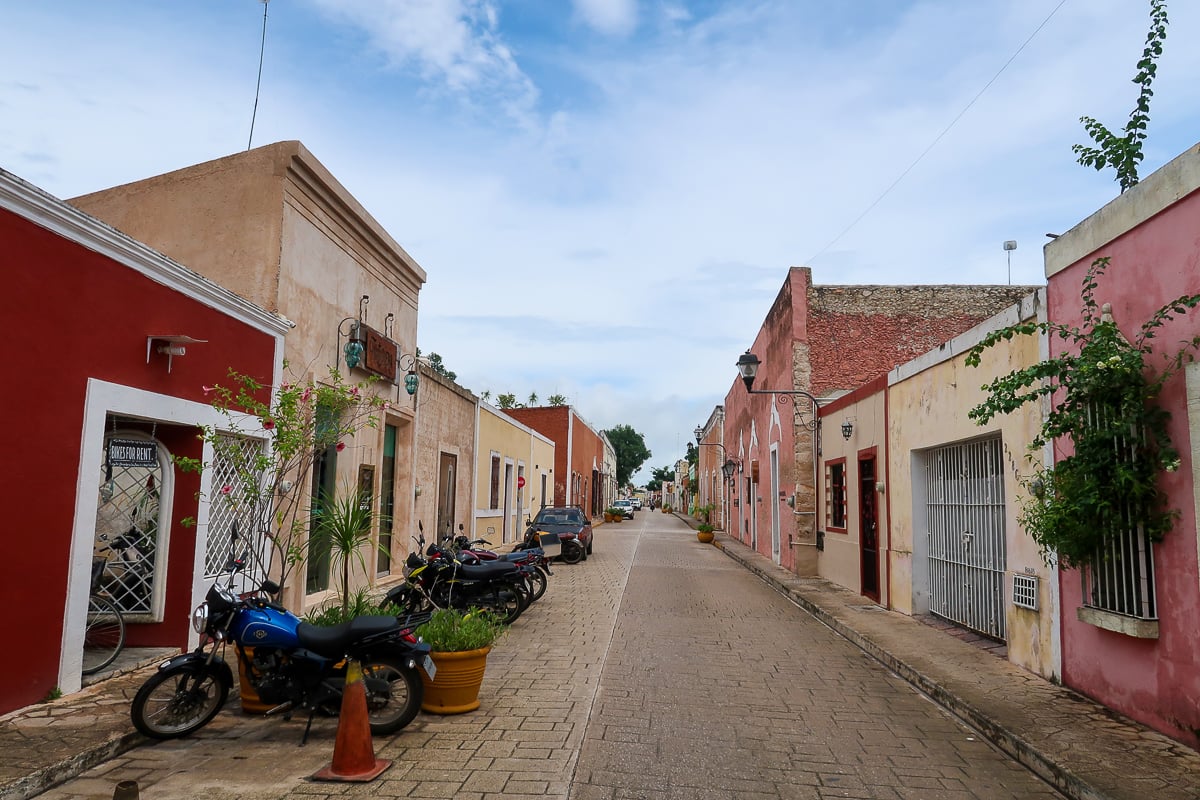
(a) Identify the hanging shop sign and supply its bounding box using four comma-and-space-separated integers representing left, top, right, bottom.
108, 438, 159, 468
363, 325, 398, 383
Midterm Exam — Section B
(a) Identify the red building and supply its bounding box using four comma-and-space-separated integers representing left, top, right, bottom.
0, 169, 287, 715
505, 406, 607, 518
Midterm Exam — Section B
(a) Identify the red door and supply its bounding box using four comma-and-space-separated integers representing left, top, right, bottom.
859, 453, 880, 602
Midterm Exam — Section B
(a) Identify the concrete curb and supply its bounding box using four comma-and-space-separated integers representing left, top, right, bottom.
712, 535, 1109, 800
1, 731, 146, 800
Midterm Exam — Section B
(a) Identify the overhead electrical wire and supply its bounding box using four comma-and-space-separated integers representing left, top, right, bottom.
804, 0, 1070, 266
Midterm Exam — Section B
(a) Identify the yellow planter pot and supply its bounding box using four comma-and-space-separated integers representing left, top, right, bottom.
420, 646, 491, 714
237, 646, 273, 714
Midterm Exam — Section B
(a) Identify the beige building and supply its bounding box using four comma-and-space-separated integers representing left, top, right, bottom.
886, 290, 1057, 679
71, 141, 427, 612
412, 362, 477, 547
474, 404, 555, 545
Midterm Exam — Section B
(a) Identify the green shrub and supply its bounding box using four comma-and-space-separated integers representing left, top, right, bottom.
416, 608, 506, 652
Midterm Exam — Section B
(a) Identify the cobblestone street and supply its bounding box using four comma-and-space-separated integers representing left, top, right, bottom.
30, 512, 1069, 799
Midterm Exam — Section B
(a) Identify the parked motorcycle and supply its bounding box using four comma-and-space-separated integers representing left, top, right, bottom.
130, 550, 433, 741
385, 532, 530, 624
452, 532, 551, 602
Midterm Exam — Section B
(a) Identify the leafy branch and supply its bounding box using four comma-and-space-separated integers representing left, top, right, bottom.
1071, 0, 1168, 193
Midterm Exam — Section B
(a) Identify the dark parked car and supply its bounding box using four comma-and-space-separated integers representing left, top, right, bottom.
528, 505, 594, 561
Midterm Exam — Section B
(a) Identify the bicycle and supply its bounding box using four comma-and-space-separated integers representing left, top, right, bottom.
82, 549, 126, 675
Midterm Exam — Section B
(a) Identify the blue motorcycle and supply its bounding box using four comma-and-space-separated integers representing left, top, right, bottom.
130, 552, 433, 740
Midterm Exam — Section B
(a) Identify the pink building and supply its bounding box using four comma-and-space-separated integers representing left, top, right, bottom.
0, 168, 286, 715
1043, 143, 1200, 747
724, 268, 1032, 574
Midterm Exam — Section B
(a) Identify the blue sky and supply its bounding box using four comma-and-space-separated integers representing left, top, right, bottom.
4, 0, 1199, 480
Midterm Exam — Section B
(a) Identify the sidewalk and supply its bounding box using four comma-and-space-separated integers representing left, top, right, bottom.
702, 527, 1200, 800
3, 519, 1199, 800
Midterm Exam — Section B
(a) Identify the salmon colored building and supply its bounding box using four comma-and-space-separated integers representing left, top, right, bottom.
505, 406, 608, 519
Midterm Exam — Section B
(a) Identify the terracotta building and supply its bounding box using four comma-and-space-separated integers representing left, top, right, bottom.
504, 406, 609, 518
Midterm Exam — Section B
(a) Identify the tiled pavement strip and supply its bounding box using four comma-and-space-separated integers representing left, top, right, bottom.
1, 512, 1196, 799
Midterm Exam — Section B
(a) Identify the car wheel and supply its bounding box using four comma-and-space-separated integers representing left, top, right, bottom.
586, 540, 593, 555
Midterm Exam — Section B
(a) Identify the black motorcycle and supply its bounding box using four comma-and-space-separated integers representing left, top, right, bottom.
130, 551, 433, 741
385, 533, 530, 624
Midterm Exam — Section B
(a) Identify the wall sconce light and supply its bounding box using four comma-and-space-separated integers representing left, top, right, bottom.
414, 484, 423, 497
338, 295, 370, 372
399, 353, 419, 396
841, 420, 854, 440
146, 334, 207, 373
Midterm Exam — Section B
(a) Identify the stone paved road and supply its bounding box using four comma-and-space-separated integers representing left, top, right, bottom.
570, 518, 1062, 800
36, 512, 1062, 799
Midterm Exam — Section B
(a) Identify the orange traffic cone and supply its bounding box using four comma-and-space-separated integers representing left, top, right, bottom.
311, 658, 392, 782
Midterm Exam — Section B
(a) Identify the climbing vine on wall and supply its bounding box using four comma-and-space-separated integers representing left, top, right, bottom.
965, 258, 1200, 568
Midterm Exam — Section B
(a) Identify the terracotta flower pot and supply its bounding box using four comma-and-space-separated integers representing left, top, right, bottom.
237, 646, 273, 714
697, 530, 715, 543
420, 646, 491, 714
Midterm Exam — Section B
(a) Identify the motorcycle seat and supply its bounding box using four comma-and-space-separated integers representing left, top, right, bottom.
296, 615, 399, 656
457, 560, 519, 578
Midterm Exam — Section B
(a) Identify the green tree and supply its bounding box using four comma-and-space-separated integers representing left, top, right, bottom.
547, 394, 568, 406
416, 348, 457, 382
1072, 0, 1168, 193
527, 391, 539, 406
604, 424, 651, 487
496, 393, 519, 409
646, 465, 674, 492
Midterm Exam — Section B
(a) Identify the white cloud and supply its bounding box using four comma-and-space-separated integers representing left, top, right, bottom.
305, 0, 539, 125
572, 0, 638, 36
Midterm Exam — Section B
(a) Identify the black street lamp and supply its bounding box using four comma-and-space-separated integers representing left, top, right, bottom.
735, 350, 821, 430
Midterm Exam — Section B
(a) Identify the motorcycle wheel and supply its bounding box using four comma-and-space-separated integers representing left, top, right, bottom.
386, 584, 430, 616
130, 666, 227, 739
560, 541, 583, 565
526, 568, 547, 601
485, 585, 524, 624
360, 657, 423, 735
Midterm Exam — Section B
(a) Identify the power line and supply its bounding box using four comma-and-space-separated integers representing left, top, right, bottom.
804, 0, 1070, 266
247, 0, 270, 151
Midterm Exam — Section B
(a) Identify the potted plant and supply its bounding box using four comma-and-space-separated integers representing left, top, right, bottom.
696, 522, 715, 544
415, 608, 506, 714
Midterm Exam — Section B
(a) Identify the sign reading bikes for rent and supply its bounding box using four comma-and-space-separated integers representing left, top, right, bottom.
108, 438, 158, 468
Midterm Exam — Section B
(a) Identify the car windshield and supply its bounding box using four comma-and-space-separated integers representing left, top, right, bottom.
535, 509, 583, 525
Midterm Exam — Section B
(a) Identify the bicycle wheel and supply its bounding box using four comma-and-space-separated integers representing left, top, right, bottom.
82, 594, 126, 675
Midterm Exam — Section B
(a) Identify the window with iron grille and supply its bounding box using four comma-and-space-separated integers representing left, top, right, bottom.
826, 460, 847, 530
1079, 402, 1158, 620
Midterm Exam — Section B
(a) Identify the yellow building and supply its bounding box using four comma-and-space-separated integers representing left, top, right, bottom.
886, 290, 1057, 680
474, 404, 555, 545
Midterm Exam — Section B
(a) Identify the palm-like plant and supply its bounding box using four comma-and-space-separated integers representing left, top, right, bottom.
312, 490, 384, 614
